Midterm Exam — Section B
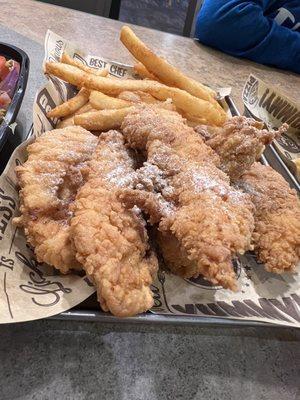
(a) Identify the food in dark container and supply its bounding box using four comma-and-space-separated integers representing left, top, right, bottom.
0, 55, 20, 123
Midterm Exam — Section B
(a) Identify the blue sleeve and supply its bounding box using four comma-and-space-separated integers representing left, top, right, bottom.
195, 0, 300, 74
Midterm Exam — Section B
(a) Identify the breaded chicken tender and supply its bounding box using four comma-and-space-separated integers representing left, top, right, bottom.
14, 126, 98, 272
238, 163, 300, 273
71, 130, 158, 317
122, 105, 219, 165
195, 117, 287, 181
120, 106, 254, 290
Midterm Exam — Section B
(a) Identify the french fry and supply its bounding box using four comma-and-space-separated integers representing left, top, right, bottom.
45, 62, 108, 88
134, 91, 160, 104
83, 69, 166, 94
159, 99, 176, 111
295, 158, 300, 176
74, 107, 134, 131
89, 90, 131, 109
134, 63, 159, 81
117, 91, 175, 110
45, 62, 88, 87
57, 115, 74, 128
120, 26, 216, 102
84, 74, 226, 126
118, 91, 142, 102
133, 91, 175, 110
75, 102, 95, 115
61, 53, 108, 76
46, 62, 226, 125
47, 88, 90, 118
114, 91, 172, 110
57, 103, 96, 128
117, 90, 158, 104
181, 111, 211, 125
150, 86, 224, 124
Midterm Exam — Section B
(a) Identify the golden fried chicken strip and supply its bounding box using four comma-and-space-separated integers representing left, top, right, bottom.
71, 131, 158, 317
122, 104, 219, 166
120, 142, 254, 290
238, 163, 300, 273
120, 106, 254, 290
14, 126, 98, 273
195, 117, 287, 181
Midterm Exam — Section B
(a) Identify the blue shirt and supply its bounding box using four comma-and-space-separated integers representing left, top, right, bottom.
195, 1, 300, 74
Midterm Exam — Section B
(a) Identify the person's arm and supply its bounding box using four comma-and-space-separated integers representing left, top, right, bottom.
195, 0, 300, 74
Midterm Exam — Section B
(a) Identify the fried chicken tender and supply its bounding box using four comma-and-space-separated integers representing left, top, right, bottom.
122, 105, 219, 165
195, 117, 287, 181
70, 130, 158, 317
120, 106, 254, 290
238, 163, 300, 273
14, 126, 98, 273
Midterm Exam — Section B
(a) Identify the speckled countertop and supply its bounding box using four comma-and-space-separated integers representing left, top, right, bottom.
0, 1, 299, 399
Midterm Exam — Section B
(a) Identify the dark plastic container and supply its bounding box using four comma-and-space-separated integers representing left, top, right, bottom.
0, 43, 30, 151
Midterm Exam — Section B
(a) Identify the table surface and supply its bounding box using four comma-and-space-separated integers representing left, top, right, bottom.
0, 1, 299, 399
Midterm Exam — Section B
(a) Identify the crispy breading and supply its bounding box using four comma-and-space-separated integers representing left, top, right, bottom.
120, 106, 254, 290
71, 131, 158, 317
13, 126, 98, 272
195, 117, 287, 181
122, 105, 219, 165
238, 163, 300, 273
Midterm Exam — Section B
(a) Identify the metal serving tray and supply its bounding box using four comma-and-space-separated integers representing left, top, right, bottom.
22, 95, 299, 327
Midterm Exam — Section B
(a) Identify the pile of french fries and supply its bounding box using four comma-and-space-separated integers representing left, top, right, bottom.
45, 26, 227, 131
